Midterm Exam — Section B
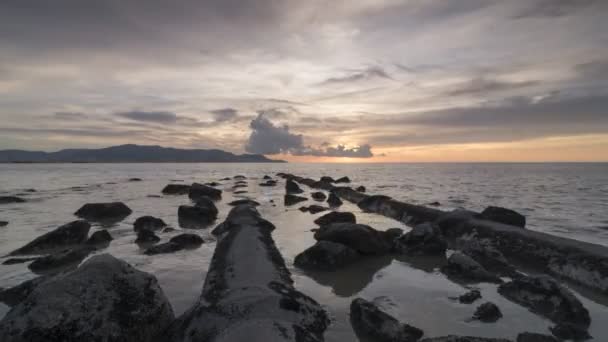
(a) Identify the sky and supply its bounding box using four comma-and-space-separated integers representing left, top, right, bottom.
0, 0, 607, 162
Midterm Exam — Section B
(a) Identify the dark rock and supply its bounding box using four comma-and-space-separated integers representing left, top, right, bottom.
229, 199, 260, 206
315, 223, 392, 255
2, 257, 38, 265
335, 176, 351, 183
263, 175, 272, 179
284, 194, 308, 206
314, 211, 356, 226
311, 191, 327, 201
147, 194, 162, 198
178, 204, 218, 228
195, 196, 219, 213
162, 183, 190, 194
234, 180, 248, 186
234, 175, 247, 179
24, 189, 36, 192
234, 190, 248, 194
144, 242, 182, 255
350, 298, 423, 342
300, 205, 329, 214
28, 246, 95, 273
0, 276, 48, 307
394, 222, 447, 256
189, 182, 222, 201
355, 186, 366, 192
0, 196, 25, 204
232, 184, 248, 189
259, 180, 277, 186
516, 332, 558, 342
144, 233, 204, 255
358, 195, 392, 212
383, 228, 404, 242
420, 336, 511, 342
295, 241, 360, 271
549, 323, 592, 340
205, 181, 221, 187
498, 275, 590, 329
480, 206, 526, 228
0, 254, 174, 342
459, 239, 517, 277
286, 179, 304, 194
442, 252, 503, 284
457, 290, 482, 304
0, 221, 8, 227
161, 227, 176, 233
428, 201, 441, 206
9, 220, 91, 256
170, 233, 204, 246
327, 192, 343, 207
85, 230, 113, 245
320, 176, 335, 183
134, 215, 167, 232
473, 302, 502, 322
128, 177, 142, 182
135, 229, 161, 244
74, 202, 132, 221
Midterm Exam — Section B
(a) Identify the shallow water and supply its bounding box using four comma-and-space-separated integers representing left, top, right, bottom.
1, 163, 607, 341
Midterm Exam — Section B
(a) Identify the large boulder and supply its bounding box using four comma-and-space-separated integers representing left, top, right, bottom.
286, 179, 304, 194
442, 252, 503, 284
498, 275, 590, 329
394, 222, 447, 256
162, 184, 190, 195
350, 298, 423, 342
284, 194, 308, 206
0, 196, 25, 204
327, 192, 343, 207
0, 276, 48, 307
9, 220, 91, 256
0, 254, 175, 342
314, 211, 356, 226
473, 302, 502, 322
135, 229, 161, 244
295, 241, 360, 271
335, 176, 351, 183
456, 289, 481, 304
144, 233, 204, 255
311, 191, 327, 201
86, 230, 113, 245
299, 205, 329, 214
74, 202, 132, 221
178, 201, 218, 228
480, 206, 526, 228
134, 215, 167, 232
228, 199, 260, 206
358, 195, 392, 212
28, 246, 95, 273
320, 176, 335, 183
188, 182, 222, 201
314, 223, 392, 255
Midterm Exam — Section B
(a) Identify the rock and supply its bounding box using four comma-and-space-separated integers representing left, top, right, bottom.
162, 183, 190, 194
311, 191, 327, 201
295, 241, 360, 271
286, 179, 304, 194
549, 323, 592, 340
0, 276, 48, 307
234, 190, 248, 194
442, 252, 503, 284
457, 289, 481, 304
335, 176, 351, 183
234, 175, 247, 179
205, 181, 220, 187
480, 206, 526, 228
195, 196, 219, 214
161, 227, 176, 233
144, 233, 204, 255
128, 177, 142, 182
357, 195, 392, 212
144, 242, 182, 255
384, 228, 404, 242
134, 215, 167, 232
24, 189, 36, 192
420, 336, 512, 342
300, 205, 329, 214
394, 222, 447, 256
314, 211, 356, 226
2, 257, 39, 265
263, 175, 272, 179
459, 239, 517, 277
234, 180, 248, 186
320, 176, 335, 183
0, 196, 26, 204
350, 298, 423, 342
516, 332, 558, 342
189, 182, 222, 201
147, 194, 162, 198
232, 184, 247, 189
170, 233, 204, 246
259, 180, 277, 186
178, 204, 218, 228
428, 201, 441, 206
85, 230, 113, 245
28, 246, 94, 273
74, 202, 132, 221
473, 302, 502, 322
0, 254, 174, 342
220, 177, 231, 181
135, 229, 161, 244
327, 192, 343, 207
314, 223, 392, 255
229, 199, 260, 206
284, 194, 308, 206
0, 221, 8, 227
9, 220, 91, 256
498, 275, 590, 329
356, 186, 366, 192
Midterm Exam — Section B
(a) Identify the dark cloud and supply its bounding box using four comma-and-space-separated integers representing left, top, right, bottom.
115, 110, 178, 123
321, 66, 394, 84
445, 78, 540, 96
513, 0, 598, 19
210, 108, 239, 122
575, 59, 608, 80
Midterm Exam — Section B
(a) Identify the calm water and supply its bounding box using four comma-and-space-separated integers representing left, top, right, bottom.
1, 163, 607, 341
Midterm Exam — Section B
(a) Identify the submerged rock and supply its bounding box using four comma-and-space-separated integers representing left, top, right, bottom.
0, 221, 8, 227
456, 289, 482, 304
284, 194, 308, 206
233, 175, 247, 179
314, 211, 356, 227
0, 196, 26, 204
85, 230, 113, 245
480, 206, 526, 228
189, 182, 222, 201
178, 198, 218, 228
9, 220, 91, 256
162, 183, 190, 194
259, 179, 277, 186
320, 176, 335, 183
128, 177, 142, 182
394, 222, 447, 256
134, 215, 167, 232
28, 246, 94, 273
421, 336, 511, 342
314, 223, 392, 255
286, 179, 304, 194
356, 186, 366, 192
350, 298, 423, 342
327, 192, 343, 207
311, 191, 327, 201
135, 229, 161, 244
144, 233, 204, 255
74, 202, 132, 221
0, 276, 48, 307
0, 254, 174, 342
295, 241, 360, 271
516, 332, 557, 342
299, 205, 329, 214
228, 199, 260, 206
442, 252, 503, 284
263, 175, 272, 179
205, 181, 220, 187
335, 176, 351, 183
473, 302, 502, 322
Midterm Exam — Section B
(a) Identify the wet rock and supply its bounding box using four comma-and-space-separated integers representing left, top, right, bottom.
284, 194, 308, 206
350, 298, 423, 342
299, 205, 329, 214
134, 215, 167, 232
0, 276, 48, 307
295, 241, 360, 271
178, 204, 218, 227
2, 257, 39, 265
189, 182, 222, 201
384, 228, 404, 242
232, 184, 248, 189
9, 220, 91, 256
314, 223, 392, 255
420, 336, 512, 342
0, 221, 8, 227
205, 181, 220, 187
24, 188, 36, 192
442, 252, 503, 284
144, 233, 204, 255
229, 199, 260, 206
311, 191, 327, 201
161, 227, 176, 233
457, 289, 482, 304
498, 275, 590, 329
356, 186, 366, 192
234, 180, 248, 186
135, 229, 161, 244
549, 323, 592, 341
357, 195, 392, 212
0, 196, 26, 204
263, 175, 272, 179
128, 177, 142, 182
234, 175, 247, 179
473, 302, 502, 322
335, 176, 351, 183
428, 201, 441, 206
147, 194, 162, 198
516, 332, 557, 342
286, 179, 304, 194
459, 239, 517, 277
85, 230, 113, 245
74, 202, 132, 221
480, 206, 526, 228
0, 254, 174, 342
320, 176, 335, 183
234, 190, 248, 194
314, 211, 356, 226
162, 183, 190, 194
259, 180, 277, 186
394, 222, 447, 256
327, 192, 343, 207
28, 246, 95, 273
170, 233, 204, 246
220, 177, 231, 181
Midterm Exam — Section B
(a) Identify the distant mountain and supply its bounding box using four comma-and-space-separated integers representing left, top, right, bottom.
0, 144, 285, 163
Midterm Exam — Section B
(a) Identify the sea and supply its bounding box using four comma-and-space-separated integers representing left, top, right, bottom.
1, 162, 607, 340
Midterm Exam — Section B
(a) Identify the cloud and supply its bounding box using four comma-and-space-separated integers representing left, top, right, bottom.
210, 108, 239, 122
321, 66, 394, 84
293, 144, 374, 158
115, 110, 178, 123
54, 112, 87, 120
513, 0, 598, 19
445, 78, 540, 96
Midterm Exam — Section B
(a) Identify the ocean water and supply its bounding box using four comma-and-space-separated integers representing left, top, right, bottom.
0, 162, 607, 341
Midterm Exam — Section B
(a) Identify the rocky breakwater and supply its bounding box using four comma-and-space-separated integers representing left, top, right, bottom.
164, 204, 330, 342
